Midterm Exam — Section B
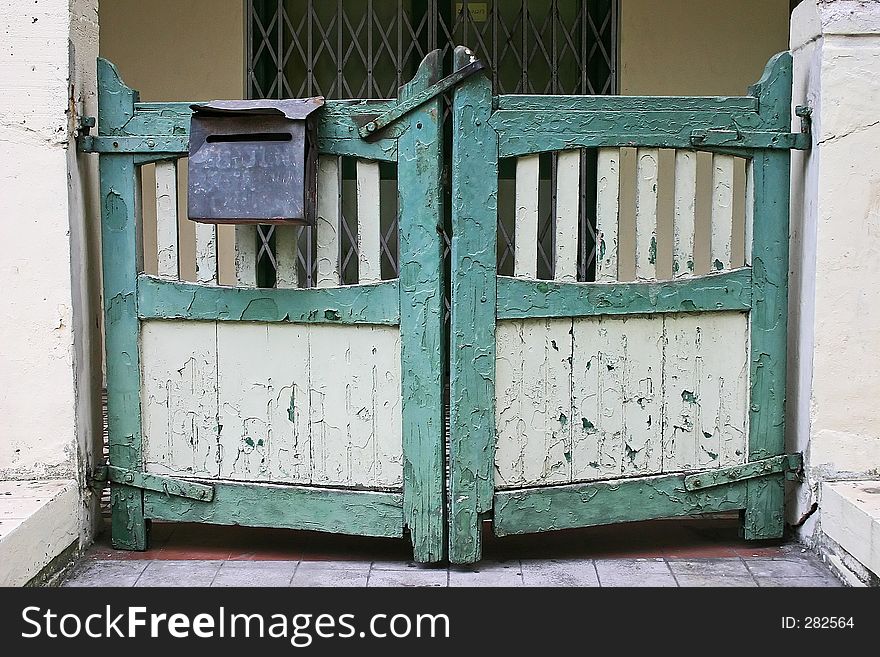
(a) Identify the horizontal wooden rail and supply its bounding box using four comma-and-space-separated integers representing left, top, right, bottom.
496, 268, 752, 320
137, 275, 400, 324
144, 481, 404, 538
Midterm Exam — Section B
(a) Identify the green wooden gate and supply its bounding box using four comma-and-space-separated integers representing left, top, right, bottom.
87, 47, 806, 564
447, 47, 806, 563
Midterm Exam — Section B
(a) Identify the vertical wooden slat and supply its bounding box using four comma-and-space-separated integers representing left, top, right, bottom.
554, 149, 580, 282
155, 160, 179, 280
711, 154, 735, 271
195, 222, 217, 285
745, 159, 754, 267
514, 154, 540, 278
275, 226, 299, 288
595, 148, 620, 282
635, 148, 659, 280
234, 225, 257, 287
672, 150, 697, 278
316, 155, 340, 288
356, 159, 382, 284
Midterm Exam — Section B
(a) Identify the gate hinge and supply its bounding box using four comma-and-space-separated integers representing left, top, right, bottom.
90, 465, 215, 502
354, 59, 485, 140
684, 453, 803, 491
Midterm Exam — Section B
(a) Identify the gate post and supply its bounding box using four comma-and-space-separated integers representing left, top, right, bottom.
448, 47, 498, 564
97, 60, 148, 550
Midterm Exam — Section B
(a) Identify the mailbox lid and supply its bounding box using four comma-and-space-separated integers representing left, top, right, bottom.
189, 98, 324, 120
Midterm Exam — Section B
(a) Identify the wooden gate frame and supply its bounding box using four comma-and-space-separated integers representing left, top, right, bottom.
87, 53, 447, 562
448, 46, 806, 564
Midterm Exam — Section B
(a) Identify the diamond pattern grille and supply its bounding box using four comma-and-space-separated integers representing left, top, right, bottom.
248, 0, 617, 285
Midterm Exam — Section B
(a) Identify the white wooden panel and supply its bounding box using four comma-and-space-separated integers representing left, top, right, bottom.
514, 154, 540, 278
745, 159, 754, 266
495, 319, 573, 487
555, 150, 580, 282
275, 226, 300, 288
195, 222, 218, 285
711, 154, 735, 271
307, 325, 402, 487
155, 160, 179, 280
234, 225, 258, 287
635, 148, 659, 280
356, 160, 382, 284
595, 148, 620, 283
663, 312, 749, 471
141, 320, 219, 478
672, 150, 697, 278
316, 156, 340, 288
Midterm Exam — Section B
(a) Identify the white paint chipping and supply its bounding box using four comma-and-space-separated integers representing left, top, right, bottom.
635, 148, 659, 280
195, 222, 218, 285
275, 226, 300, 288
234, 225, 258, 287
555, 150, 580, 282
356, 159, 382, 284
595, 148, 620, 283
155, 160, 179, 280
316, 156, 341, 288
514, 154, 540, 278
711, 154, 735, 271
672, 149, 697, 278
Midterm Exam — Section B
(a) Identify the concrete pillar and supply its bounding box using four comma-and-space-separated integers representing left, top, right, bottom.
789, 0, 880, 581
0, 0, 102, 583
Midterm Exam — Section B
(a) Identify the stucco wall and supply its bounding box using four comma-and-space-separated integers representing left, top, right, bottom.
621, 0, 791, 95
99, 0, 245, 285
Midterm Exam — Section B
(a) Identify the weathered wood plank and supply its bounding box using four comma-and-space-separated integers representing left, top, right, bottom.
711, 154, 735, 271
316, 156, 340, 288
234, 225, 258, 287
396, 50, 447, 563
662, 312, 749, 473
97, 58, 147, 550
144, 482, 404, 538
449, 48, 497, 564
514, 154, 540, 278
195, 222, 217, 285
141, 320, 219, 479
356, 160, 382, 284
137, 275, 400, 324
496, 95, 759, 113
496, 269, 752, 319
495, 319, 573, 488
493, 473, 749, 536
595, 148, 620, 283
743, 52, 792, 540
275, 226, 300, 289
635, 148, 659, 280
155, 160, 179, 280
672, 149, 697, 278
555, 150, 580, 282
745, 159, 754, 267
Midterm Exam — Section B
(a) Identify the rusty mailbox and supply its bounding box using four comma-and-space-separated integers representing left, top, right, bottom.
188, 98, 324, 225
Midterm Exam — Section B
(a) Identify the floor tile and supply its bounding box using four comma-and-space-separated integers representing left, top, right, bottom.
667, 558, 752, 577
745, 557, 829, 578
595, 558, 677, 587
449, 561, 523, 587
134, 560, 223, 587
756, 576, 842, 587
675, 575, 757, 587
63, 561, 147, 587
367, 568, 448, 587
520, 559, 599, 587
211, 561, 298, 587
291, 567, 369, 587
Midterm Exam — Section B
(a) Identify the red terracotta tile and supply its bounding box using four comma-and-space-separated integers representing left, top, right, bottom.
155, 546, 233, 560
663, 545, 739, 559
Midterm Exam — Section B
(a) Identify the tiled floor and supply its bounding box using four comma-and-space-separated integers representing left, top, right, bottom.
61, 517, 843, 587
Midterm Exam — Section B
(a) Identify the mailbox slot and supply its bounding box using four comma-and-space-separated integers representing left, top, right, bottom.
188, 98, 324, 225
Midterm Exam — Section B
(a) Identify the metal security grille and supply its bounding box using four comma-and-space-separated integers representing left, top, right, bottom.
248, 0, 618, 284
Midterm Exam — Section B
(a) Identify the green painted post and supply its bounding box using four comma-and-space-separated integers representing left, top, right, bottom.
448, 46, 498, 564
97, 58, 148, 550
398, 51, 447, 563
743, 53, 793, 540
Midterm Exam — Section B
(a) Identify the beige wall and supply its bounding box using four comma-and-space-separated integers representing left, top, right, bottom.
620, 0, 791, 95
100, 0, 245, 284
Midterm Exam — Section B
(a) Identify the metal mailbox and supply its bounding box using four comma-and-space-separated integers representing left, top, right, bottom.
188, 98, 324, 225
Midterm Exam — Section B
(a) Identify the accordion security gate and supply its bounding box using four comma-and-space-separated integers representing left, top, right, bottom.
88, 48, 805, 564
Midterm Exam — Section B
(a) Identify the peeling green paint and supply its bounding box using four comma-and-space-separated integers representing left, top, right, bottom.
681, 390, 698, 404
649, 236, 657, 265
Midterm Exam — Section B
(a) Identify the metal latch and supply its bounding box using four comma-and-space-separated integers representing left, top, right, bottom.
684, 453, 803, 492
354, 59, 485, 140
90, 465, 214, 502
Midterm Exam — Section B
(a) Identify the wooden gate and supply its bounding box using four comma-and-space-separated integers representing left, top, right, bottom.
448, 47, 806, 563
89, 54, 446, 562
